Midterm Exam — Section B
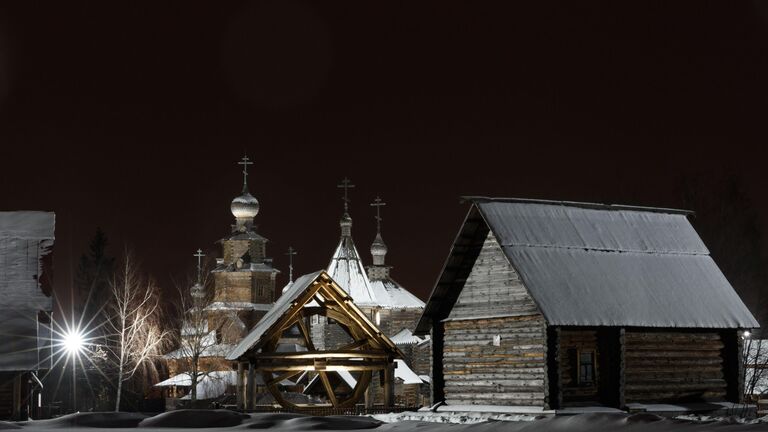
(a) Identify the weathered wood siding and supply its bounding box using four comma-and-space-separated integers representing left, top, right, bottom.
447, 233, 539, 320
624, 331, 727, 403
442, 232, 546, 406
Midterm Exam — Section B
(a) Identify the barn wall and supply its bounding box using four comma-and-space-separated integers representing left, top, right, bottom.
447, 233, 539, 320
443, 316, 546, 406
442, 232, 546, 406
624, 330, 727, 403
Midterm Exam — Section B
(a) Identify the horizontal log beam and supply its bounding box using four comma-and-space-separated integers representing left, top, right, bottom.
253, 350, 390, 360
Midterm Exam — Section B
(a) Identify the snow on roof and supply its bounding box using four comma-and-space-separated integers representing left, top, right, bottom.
306, 360, 423, 387
0, 211, 55, 311
419, 199, 759, 331
327, 237, 378, 307
181, 321, 208, 336
204, 302, 273, 312
183, 371, 235, 400
394, 359, 424, 384
228, 271, 324, 360
368, 279, 425, 310
390, 328, 426, 345
0, 212, 55, 371
476, 200, 758, 328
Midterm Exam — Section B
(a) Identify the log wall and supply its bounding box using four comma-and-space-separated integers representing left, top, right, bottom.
442, 232, 546, 406
624, 331, 727, 403
443, 315, 546, 406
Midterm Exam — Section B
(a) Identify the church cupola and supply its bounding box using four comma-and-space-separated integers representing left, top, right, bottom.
231, 155, 259, 232
326, 178, 378, 308
338, 177, 354, 238
367, 196, 391, 280
370, 196, 388, 266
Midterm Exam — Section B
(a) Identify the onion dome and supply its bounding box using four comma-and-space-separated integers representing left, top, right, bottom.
231, 191, 259, 219
370, 232, 388, 266
340, 213, 353, 237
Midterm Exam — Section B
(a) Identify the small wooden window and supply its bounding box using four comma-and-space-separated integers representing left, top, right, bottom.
578, 350, 595, 385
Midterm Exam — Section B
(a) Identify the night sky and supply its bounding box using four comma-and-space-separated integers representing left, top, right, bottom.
0, 2, 767, 313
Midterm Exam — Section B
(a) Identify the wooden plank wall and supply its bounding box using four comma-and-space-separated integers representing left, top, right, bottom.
442, 232, 546, 406
447, 233, 539, 320
624, 331, 727, 402
443, 315, 546, 406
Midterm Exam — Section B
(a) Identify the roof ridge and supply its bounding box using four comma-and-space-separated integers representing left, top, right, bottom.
501, 243, 710, 256
462, 196, 694, 216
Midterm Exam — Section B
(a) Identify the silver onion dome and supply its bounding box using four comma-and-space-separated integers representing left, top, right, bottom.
370, 233, 388, 257
231, 191, 259, 219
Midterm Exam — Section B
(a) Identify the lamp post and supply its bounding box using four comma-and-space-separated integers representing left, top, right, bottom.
62, 329, 84, 413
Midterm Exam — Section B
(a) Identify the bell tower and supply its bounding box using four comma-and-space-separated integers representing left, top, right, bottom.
209, 155, 278, 343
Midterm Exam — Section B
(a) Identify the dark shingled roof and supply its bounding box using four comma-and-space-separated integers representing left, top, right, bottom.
416, 198, 758, 333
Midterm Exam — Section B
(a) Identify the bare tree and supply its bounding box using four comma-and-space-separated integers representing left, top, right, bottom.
745, 337, 768, 401
167, 253, 233, 404
106, 252, 170, 411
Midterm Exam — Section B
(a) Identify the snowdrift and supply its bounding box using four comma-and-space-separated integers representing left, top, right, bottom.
9, 411, 768, 431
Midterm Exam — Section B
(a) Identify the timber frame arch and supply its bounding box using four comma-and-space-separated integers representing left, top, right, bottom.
228, 270, 403, 410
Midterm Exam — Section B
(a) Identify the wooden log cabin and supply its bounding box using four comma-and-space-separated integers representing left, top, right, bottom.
414, 198, 759, 410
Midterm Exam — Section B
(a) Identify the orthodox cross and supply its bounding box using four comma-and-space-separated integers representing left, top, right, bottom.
285, 246, 297, 283
337, 177, 355, 213
194, 249, 205, 285
371, 196, 386, 234
238, 154, 253, 189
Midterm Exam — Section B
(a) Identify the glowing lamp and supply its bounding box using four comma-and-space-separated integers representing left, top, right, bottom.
62, 329, 85, 355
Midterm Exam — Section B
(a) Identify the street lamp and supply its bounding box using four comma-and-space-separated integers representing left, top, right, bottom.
62, 329, 85, 412
63, 330, 85, 356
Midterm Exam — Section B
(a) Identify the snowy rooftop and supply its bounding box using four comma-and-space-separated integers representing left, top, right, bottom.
368, 278, 425, 310
327, 236, 378, 307
390, 328, 428, 345
204, 302, 273, 312
305, 358, 423, 390
228, 271, 324, 360
419, 199, 758, 331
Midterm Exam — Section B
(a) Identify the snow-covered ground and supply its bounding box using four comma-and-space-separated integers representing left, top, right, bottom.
5, 410, 768, 431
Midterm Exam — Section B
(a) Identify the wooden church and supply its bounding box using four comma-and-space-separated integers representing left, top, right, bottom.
415, 197, 759, 410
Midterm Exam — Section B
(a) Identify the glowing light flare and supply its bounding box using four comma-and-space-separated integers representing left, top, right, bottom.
62, 329, 85, 356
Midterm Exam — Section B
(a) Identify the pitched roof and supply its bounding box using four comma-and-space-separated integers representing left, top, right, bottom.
389, 328, 427, 345
327, 237, 378, 306
417, 198, 758, 332
367, 278, 425, 309
227, 270, 402, 361
227, 271, 323, 360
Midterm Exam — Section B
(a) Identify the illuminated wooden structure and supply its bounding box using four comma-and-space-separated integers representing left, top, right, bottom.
228, 271, 403, 410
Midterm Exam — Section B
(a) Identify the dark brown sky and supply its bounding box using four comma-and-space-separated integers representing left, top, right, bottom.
0, 1, 767, 308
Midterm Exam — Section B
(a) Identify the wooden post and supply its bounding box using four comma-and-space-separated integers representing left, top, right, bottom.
364, 384, 372, 408
236, 362, 244, 409
13, 373, 21, 420
618, 328, 625, 409
546, 327, 561, 410
246, 363, 255, 410
383, 363, 394, 408
721, 330, 744, 403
